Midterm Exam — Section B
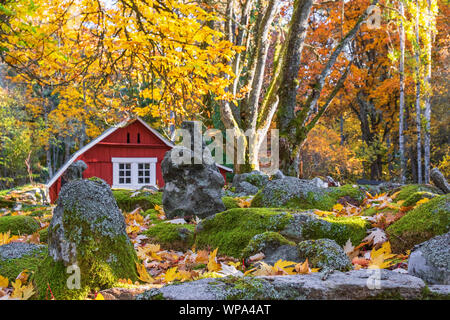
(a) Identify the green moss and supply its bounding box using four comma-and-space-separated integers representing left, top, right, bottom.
87, 176, 103, 183
33, 207, 139, 300
34, 232, 138, 300
402, 191, 438, 207
386, 194, 450, 253
318, 216, 368, 245
39, 227, 48, 243
278, 185, 365, 211
0, 247, 47, 281
144, 223, 195, 250
222, 197, 241, 210
395, 184, 442, 202
0, 215, 40, 235
195, 208, 292, 257
244, 174, 268, 189
250, 190, 263, 207
112, 189, 162, 212
240, 231, 295, 260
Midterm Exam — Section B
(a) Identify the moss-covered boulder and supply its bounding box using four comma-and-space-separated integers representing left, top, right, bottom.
38, 227, 48, 243
394, 184, 443, 202
280, 212, 369, 246
240, 231, 296, 262
232, 170, 269, 190
33, 178, 138, 300
0, 215, 40, 235
386, 194, 450, 253
195, 208, 368, 257
0, 242, 47, 281
144, 223, 195, 251
112, 189, 162, 212
297, 238, 352, 272
402, 191, 439, 207
251, 177, 365, 210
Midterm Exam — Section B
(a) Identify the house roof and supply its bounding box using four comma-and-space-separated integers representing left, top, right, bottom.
46, 117, 232, 188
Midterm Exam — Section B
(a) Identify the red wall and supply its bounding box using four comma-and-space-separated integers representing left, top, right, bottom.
49, 121, 228, 203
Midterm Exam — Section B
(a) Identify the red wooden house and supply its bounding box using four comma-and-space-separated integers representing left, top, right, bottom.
46, 118, 232, 203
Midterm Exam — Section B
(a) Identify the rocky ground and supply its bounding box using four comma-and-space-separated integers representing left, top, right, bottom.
0, 172, 449, 300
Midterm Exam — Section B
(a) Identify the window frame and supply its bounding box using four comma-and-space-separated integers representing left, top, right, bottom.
112, 157, 157, 189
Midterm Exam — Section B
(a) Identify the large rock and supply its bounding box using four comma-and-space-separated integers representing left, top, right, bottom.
387, 194, 450, 253
162, 121, 225, 219
136, 270, 426, 300
240, 231, 297, 263
234, 181, 259, 196
297, 238, 352, 272
408, 232, 450, 285
431, 168, 450, 194
33, 178, 138, 300
251, 177, 365, 211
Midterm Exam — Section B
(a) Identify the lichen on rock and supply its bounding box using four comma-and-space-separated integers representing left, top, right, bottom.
297, 238, 352, 272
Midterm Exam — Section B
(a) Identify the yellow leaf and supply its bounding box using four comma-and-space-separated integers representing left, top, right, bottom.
207, 248, 221, 272
273, 260, 296, 275
0, 275, 8, 288
333, 203, 344, 212
195, 250, 210, 264
95, 293, 105, 300
135, 262, 154, 283
164, 267, 179, 283
295, 259, 310, 274
416, 198, 430, 206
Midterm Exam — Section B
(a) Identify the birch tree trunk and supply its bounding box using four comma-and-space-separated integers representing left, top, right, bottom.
423, 0, 433, 183
399, 1, 406, 183
414, 0, 422, 184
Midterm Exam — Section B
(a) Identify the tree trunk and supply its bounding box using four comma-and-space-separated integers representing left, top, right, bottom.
399, 1, 406, 183
414, 0, 422, 184
423, 0, 433, 183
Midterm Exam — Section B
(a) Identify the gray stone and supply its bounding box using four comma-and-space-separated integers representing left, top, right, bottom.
279, 211, 330, 242
161, 122, 225, 219
311, 177, 328, 189
136, 270, 425, 300
232, 170, 269, 189
0, 242, 46, 261
61, 160, 87, 186
431, 167, 450, 194
428, 285, 450, 297
234, 181, 259, 196
251, 176, 324, 208
48, 178, 132, 266
297, 238, 352, 272
263, 245, 301, 265
408, 232, 450, 285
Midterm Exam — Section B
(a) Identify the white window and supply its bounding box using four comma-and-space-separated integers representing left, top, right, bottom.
112, 157, 157, 189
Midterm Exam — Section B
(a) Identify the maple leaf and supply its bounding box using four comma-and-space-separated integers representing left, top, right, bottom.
363, 228, 388, 246
195, 250, 209, 264
218, 263, 244, 277
295, 259, 310, 274
368, 242, 396, 269
0, 275, 8, 288
207, 248, 221, 272
343, 239, 355, 256
273, 260, 297, 275
11, 280, 34, 300
163, 267, 179, 283
332, 203, 344, 212
238, 198, 251, 208
135, 262, 155, 283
